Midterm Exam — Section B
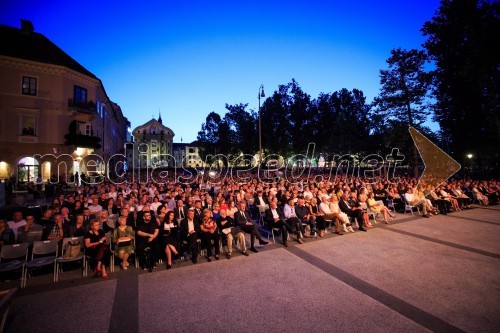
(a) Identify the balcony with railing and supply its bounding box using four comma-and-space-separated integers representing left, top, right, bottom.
68, 99, 97, 113
64, 120, 101, 149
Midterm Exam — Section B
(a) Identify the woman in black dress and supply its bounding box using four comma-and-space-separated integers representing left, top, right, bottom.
85, 219, 111, 279
162, 211, 179, 269
309, 197, 326, 237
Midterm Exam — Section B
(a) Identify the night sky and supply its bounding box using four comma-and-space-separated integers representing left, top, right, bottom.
1, 0, 441, 142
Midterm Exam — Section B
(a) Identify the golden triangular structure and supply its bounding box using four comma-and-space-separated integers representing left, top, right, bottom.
409, 127, 461, 191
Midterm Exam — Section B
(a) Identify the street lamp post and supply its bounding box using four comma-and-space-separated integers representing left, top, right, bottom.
467, 153, 473, 176
258, 84, 265, 166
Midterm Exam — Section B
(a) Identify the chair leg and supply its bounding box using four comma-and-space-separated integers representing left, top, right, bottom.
21, 266, 26, 288
84, 258, 88, 277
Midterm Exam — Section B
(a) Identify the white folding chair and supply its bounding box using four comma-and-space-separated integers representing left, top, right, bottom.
387, 199, 396, 212
56, 236, 86, 280
403, 194, 421, 216
360, 202, 379, 223
0, 242, 29, 288
24, 239, 59, 287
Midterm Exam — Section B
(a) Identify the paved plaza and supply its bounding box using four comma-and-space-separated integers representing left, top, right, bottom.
2, 206, 500, 333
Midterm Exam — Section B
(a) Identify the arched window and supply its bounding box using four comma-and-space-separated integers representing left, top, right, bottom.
17, 156, 39, 183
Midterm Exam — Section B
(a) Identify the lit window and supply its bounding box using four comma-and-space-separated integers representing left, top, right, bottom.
20, 115, 36, 136
22, 76, 37, 96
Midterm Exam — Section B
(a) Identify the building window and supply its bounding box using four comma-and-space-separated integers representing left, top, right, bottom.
20, 115, 36, 136
17, 157, 39, 183
85, 124, 91, 136
74, 86, 87, 104
77, 122, 91, 135
22, 76, 37, 96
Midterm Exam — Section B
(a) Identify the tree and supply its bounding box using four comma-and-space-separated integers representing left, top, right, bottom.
330, 88, 372, 154
374, 48, 432, 176
309, 92, 335, 153
197, 112, 224, 161
260, 79, 313, 157
223, 103, 257, 154
197, 80, 387, 165
287, 80, 312, 154
260, 84, 293, 156
422, 0, 499, 172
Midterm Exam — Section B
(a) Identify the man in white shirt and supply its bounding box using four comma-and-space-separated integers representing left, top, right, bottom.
88, 198, 103, 214
254, 190, 269, 213
108, 186, 118, 201
166, 196, 176, 211
319, 196, 343, 235
7, 211, 26, 241
264, 200, 296, 247
283, 198, 306, 242
180, 209, 200, 264
302, 186, 313, 201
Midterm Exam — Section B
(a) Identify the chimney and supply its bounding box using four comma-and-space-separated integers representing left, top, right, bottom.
20, 19, 34, 34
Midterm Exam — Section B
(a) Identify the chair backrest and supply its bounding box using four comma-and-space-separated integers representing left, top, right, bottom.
403, 193, 413, 205
61, 236, 84, 255
0, 242, 29, 262
32, 239, 59, 258
105, 233, 112, 246
106, 232, 119, 251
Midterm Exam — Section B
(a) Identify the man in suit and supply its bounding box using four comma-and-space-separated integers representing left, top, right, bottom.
254, 190, 270, 211
204, 197, 214, 211
339, 192, 367, 232
82, 208, 96, 225
264, 200, 295, 247
174, 199, 188, 223
193, 200, 204, 224
234, 202, 268, 253
180, 209, 200, 264
60, 207, 74, 226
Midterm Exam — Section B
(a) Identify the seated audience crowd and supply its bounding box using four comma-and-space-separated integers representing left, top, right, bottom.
1, 172, 498, 281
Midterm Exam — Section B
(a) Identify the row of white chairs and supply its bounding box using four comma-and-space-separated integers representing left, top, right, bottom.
0, 237, 88, 288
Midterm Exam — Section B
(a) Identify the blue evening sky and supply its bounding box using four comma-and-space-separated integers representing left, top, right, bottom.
1, 0, 441, 142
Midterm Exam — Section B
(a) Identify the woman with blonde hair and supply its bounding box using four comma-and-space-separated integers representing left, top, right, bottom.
367, 192, 396, 224
112, 216, 135, 270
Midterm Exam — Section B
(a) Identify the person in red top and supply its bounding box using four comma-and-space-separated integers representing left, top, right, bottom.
200, 209, 220, 262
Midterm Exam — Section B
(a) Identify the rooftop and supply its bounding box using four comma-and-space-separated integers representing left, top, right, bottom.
0, 20, 96, 79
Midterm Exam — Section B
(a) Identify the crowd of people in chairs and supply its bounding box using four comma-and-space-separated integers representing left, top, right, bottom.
1, 172, 498, 285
